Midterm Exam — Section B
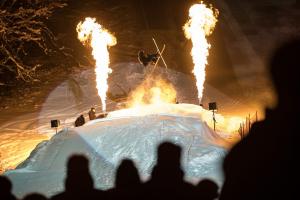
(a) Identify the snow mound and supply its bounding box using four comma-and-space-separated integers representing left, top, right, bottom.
5, 104, 227, 198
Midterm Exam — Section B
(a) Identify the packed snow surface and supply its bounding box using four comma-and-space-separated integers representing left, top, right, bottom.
5, 103, 227, 198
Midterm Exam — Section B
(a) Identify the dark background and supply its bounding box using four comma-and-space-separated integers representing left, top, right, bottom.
1, 0, 300, 119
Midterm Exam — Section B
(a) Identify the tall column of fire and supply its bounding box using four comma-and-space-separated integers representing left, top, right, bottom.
76, 17, 117, 111
183, 2, 218, 102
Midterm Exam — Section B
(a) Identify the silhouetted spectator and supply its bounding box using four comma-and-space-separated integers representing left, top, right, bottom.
196, 179, 219, 200
143, 142, 196, 199
51, 155, 104, 200
0, 176, 17, 200
74, 114, 85, 127
219, 40, 299, 200
108, 159, 141, 199
23, 193, 47, 200
88, 107, 96, 120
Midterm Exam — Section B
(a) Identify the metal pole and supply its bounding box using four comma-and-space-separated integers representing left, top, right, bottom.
213, 110, 216, 131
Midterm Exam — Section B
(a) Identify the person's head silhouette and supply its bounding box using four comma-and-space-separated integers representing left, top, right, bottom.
23, 193, 48, 200
0, 176, 16, 200
115, 159, 141, 188
196, 179, 219, 200
152, 142, 183, 182
219, 39, 299, 200
0, 176, 12, 194
270, 39, 300, 109
65, 155, 93, 192
157, 142, 181, 167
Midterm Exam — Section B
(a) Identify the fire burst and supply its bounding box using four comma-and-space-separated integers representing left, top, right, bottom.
76, 17, 117, 111
183, 2, 219, 102
128, 76, 177, 108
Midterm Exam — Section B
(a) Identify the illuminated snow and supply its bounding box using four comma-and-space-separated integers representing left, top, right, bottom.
5, 103, 227, 198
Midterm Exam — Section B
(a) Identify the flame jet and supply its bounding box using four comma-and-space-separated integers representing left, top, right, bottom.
76, 17, 117, 111
183, 2, 218, 102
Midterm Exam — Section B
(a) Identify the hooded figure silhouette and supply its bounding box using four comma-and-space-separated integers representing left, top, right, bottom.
0, 176, 17, 200
220, 40, 299, 200
51, 155, 104, 200
108, 159, 141, 199
143, 142, 196, 200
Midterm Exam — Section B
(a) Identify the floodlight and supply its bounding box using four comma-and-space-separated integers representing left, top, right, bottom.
209, 102, 217, 111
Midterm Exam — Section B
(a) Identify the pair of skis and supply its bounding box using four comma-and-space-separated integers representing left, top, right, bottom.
152, 37, 168, 69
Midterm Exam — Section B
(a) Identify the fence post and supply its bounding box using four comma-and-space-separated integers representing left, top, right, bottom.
256, 111, 258, 122
245, 116, 248, 133
239, 123, 244, 139
248, 113, 251, 132
242, 123, 245, 138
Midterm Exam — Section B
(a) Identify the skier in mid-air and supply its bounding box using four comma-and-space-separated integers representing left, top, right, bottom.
138, 50, 160, 66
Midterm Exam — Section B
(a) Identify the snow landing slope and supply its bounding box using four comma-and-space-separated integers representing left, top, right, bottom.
5, 103, 228, 198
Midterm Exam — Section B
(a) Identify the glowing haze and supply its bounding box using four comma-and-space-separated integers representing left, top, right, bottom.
127, 76, 177, 108
184, 2, 219, 102
76, 17, 117, 111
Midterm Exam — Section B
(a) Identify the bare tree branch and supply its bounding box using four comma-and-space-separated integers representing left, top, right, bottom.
0, 0, 68, 82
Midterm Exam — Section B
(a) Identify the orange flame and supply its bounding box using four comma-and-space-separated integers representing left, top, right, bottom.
127, 76, 177, 108
183, 2, 218, 102
76, 17, 117, 111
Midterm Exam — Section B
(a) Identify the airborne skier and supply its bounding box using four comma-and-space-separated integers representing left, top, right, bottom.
138, 50, 160, 66
138, 38, 167, 68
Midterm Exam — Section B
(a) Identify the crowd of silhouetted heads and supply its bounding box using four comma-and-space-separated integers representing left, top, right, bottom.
0, 143, 219, 200
1, 40, 298, 199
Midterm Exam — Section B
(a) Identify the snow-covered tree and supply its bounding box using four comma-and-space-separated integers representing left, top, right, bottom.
0, 0, 68, 83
